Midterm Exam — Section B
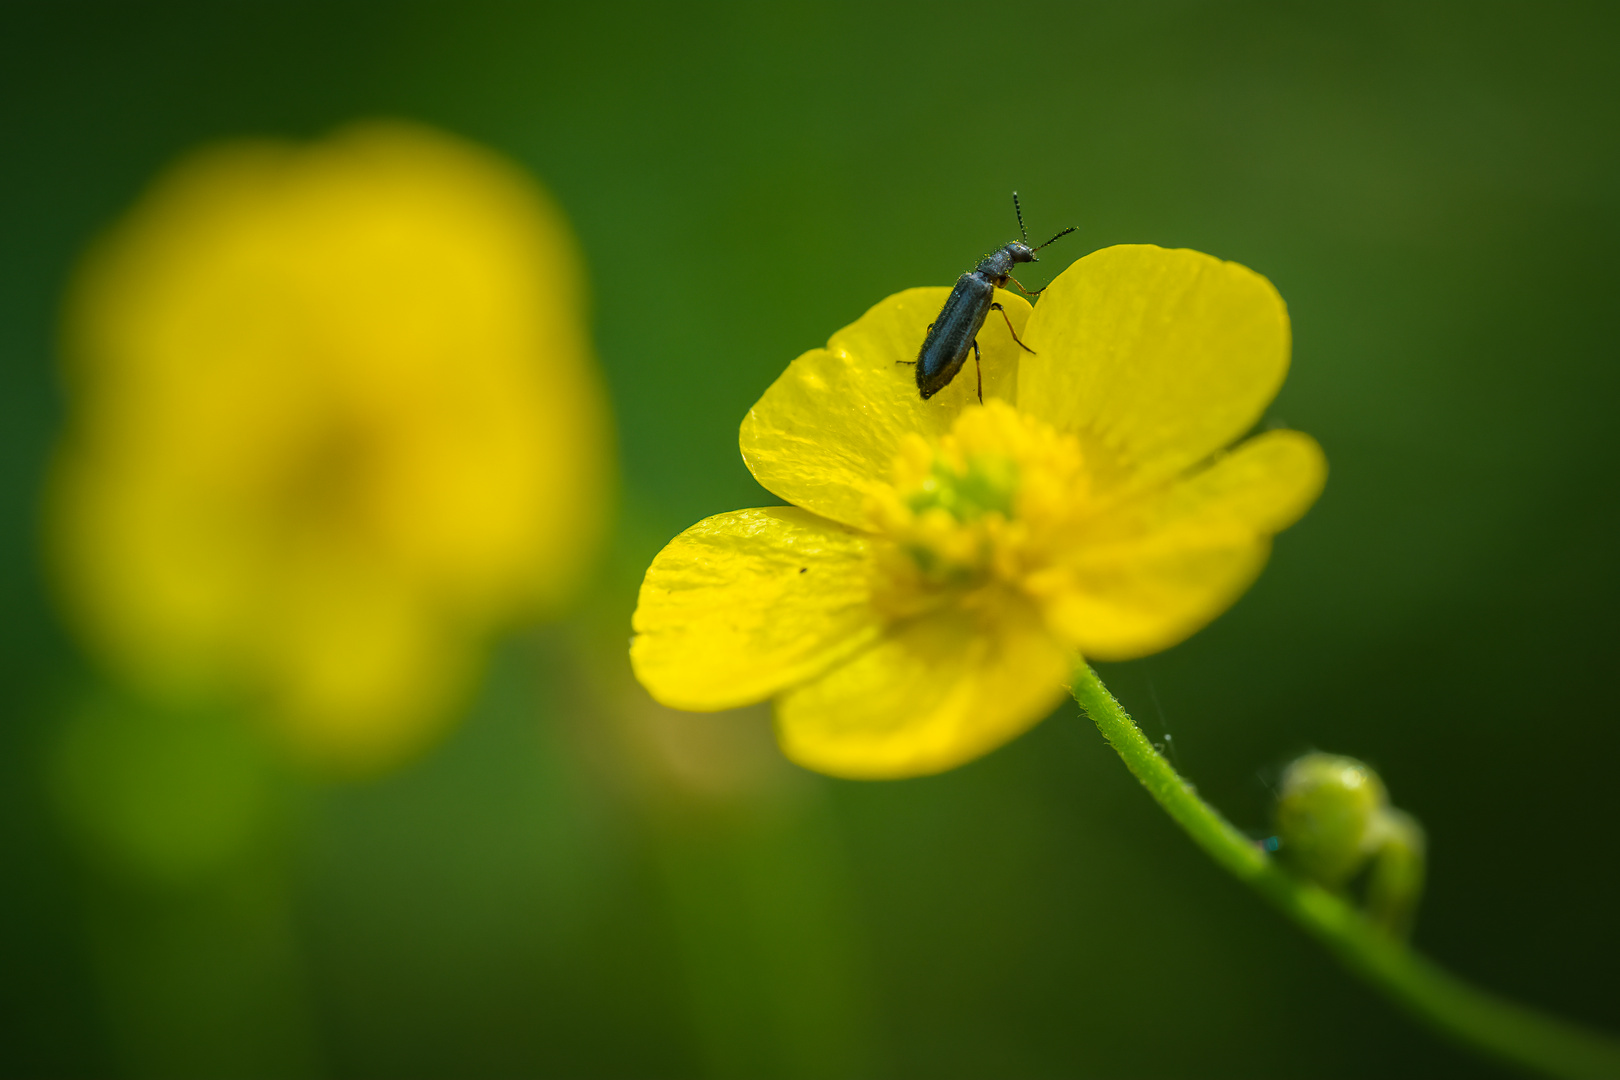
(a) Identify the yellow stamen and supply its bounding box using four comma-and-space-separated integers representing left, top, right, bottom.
864, 401, 1092, 621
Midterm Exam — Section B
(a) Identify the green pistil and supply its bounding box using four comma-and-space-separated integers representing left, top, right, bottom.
906, 454, 1018, 521
902, 542, 983, 587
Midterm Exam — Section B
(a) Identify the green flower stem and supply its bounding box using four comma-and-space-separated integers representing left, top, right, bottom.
1070, 661, 1620, 1079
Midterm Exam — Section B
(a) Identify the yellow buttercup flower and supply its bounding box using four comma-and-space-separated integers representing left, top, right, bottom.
632, 245, 1324, 779
47, 122, 612, 773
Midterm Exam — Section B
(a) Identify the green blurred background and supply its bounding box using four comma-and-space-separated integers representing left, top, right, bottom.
4, 2, 1619, 1077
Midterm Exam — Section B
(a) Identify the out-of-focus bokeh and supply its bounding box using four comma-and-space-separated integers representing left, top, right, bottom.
49, 121, 611, 775
2, 4, 1617, 1078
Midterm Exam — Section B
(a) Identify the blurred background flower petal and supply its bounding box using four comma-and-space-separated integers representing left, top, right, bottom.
47, 122, 614, 773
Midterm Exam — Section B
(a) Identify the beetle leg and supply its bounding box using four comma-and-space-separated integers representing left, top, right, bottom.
991, 302, 1037, 355
973, 338, 983, 403
1007, 274, 1046, 300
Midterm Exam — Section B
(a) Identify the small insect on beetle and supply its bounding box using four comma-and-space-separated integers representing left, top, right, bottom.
909, 193, 1076, 402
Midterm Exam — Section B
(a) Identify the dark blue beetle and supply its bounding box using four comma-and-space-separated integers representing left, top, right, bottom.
912, 193, 1076, 401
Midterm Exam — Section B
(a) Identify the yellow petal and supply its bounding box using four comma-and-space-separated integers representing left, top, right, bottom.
774, 592, 1071, 779
740, 287, 1032, 528
1045, 429, 1327, 660
255, 563, 475, 775
62, 123, 613, 626
631, 507, 881, 711
48, 122, 613, 776
1019, 245, 1290, 492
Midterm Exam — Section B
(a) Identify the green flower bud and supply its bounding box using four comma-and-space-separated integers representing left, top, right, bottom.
1274, 753, 1389, 888
1273, 752, 1426, 937
1365, 809, 1426, 939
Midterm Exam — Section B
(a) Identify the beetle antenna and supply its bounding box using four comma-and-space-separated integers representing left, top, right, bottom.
1012, 191, 1030, 244
1034, 225, 1077, 251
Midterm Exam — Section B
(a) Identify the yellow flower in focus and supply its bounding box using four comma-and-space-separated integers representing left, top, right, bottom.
48, 122, 612, 774
632, 245, 1324, 779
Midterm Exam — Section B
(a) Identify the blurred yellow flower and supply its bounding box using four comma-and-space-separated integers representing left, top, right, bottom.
632, 245, 1324, 779
47, 122, 612, 774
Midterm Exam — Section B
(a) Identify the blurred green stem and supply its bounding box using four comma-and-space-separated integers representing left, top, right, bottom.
1070, 662, 1620, 1080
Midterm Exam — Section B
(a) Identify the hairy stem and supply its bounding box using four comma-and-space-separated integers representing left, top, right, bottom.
1070, 661, 1620, 1079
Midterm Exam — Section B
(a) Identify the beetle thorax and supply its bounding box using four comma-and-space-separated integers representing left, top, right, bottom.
974, 242, 1036, 285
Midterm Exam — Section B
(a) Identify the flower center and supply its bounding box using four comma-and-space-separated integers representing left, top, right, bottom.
904, 453, 1018, 522
865, 401, 1091, 618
